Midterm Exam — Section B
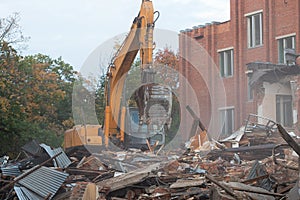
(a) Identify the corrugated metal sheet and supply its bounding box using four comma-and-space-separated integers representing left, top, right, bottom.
1, 165, 21, 176
18, 166, 68, 199
40, 143, 57, 167
14, 185, 43, 200
14, 186, 29, 200
40, 144, 71, 168
53, 147, 72, 169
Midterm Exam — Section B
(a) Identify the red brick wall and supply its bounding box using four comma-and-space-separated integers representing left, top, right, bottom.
179, 0, 300, 137
274, 0, 298, 37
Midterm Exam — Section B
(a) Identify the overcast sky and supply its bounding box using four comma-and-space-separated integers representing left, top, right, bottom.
0, 0, 230, 70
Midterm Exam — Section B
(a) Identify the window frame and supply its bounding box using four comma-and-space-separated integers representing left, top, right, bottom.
276, 34, 296, 64
218, 48, 234, 78
276, 95, 293, 127
246, 11, 263, 48
219, 107, 235, 136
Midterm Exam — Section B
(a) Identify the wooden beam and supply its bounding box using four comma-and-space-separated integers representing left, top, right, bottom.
277, 124, 300, 156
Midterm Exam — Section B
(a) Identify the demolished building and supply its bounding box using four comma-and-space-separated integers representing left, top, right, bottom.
1, 123, 300, 199
179, 0, 300, 139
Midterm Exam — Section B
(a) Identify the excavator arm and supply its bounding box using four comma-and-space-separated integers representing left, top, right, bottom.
104, 0, 157, 146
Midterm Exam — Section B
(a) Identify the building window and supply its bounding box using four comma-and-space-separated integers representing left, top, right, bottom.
219, 49, 233, 77
278, 35, 296, 64
247, 12, 263, 48
220, 108, 234, 136
276, 95, 293, 127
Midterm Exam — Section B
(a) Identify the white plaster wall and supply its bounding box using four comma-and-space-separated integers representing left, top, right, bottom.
258, 82, 291, 123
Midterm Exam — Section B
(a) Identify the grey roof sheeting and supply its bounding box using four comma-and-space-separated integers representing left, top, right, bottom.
14, 185, 43, 200
14, 186, 29, 200
40, 143, 56, 165
1, 165, 21, 176
40, 144, 71, 168
53, 147, 72, 169
17, 166, 68, 199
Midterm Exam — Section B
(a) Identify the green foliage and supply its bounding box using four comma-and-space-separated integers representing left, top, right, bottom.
72, 75, 99, 125
165, 95, 180, 144
95, 74, 106, 125
125, 58, 141, 106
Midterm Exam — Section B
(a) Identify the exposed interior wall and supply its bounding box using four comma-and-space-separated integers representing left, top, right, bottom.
258, 82, 291, 123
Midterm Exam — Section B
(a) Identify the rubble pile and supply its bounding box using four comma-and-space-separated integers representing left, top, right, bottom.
1, 121, 300, 199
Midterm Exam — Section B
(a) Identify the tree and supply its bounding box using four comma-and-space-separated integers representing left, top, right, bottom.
124, 58, 141, 106
0, 14, 78, 156
154, 47, 179, 70
0, 42, 77, 156
154, 47, 180, 143
72, 74, 101, 125
95, 74, 106, 125
22, 54, 77, 130
154, 47, 179, 90
0, 13, 29, 50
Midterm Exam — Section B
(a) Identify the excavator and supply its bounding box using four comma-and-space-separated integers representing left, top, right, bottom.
64, 0, 172, 150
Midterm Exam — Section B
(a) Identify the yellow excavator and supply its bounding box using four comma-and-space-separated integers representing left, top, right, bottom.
64, 0, 172, 150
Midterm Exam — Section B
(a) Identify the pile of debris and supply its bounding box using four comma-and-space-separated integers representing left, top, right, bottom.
1, 120, 300, 199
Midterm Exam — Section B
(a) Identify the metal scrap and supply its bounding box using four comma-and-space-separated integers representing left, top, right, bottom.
40, 143, 71, 168
1, 165, 21, 177
1, 122, 300, 199
17, 166, 68, 199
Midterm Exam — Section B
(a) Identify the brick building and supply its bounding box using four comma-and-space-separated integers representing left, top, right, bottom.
179, 0, 300, 139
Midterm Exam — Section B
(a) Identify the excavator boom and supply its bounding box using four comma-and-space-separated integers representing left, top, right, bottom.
104, 0, 157, 146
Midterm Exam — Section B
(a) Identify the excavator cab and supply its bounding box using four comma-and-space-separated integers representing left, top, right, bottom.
124, 107, 165, 149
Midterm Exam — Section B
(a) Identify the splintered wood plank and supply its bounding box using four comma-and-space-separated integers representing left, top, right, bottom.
223, 182, 284, 197
170, 179, 205, 189
96, 163, 161, 192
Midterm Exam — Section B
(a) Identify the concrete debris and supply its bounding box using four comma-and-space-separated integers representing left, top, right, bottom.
1, 120, 300, 199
